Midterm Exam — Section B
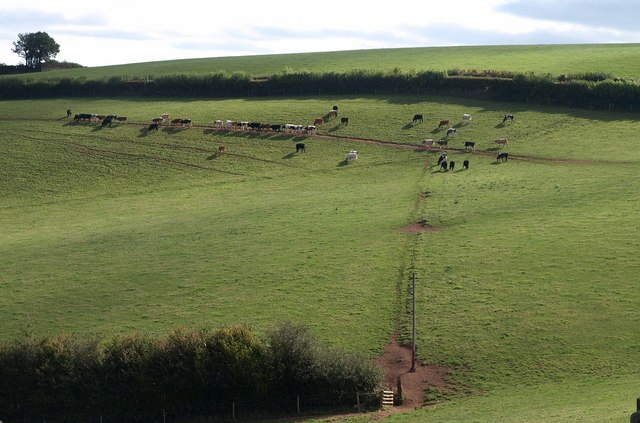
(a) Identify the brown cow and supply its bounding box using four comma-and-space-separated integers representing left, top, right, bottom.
314, 118, 324, 126
438, 119, 450, 128
495, 138, 509, 147
218, 145, 226, 153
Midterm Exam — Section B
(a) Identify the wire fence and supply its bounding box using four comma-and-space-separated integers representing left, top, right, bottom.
8, 391, 384, 423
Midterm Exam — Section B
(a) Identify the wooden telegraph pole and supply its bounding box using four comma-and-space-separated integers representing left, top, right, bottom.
410, 272, 416, 373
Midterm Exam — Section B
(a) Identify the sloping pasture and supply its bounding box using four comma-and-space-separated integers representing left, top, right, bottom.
1, 97, 639, 422
5, 44, 640, 81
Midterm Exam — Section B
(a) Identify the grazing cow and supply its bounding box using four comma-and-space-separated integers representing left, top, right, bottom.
152, 117, 165, 125
496, 152, 509, 162
284, 124, 303, 133
224, 120, 237, 130
248, 122, 261, 130
74, 113, 93, 122
101, 116, 113, 127
437, 153, 447, 165
463, 159, 470, 170
161, 113, 170, 121
464, 141, 476, 151
422, 139, 434, 148
270, 124, 283, 132
446, 128, 456, 137
438, 119, 450, 128
260, 123, 271, 131
296, 143, 305, 153
341, 117, 349, 125
214, 119, 223, 128
328, 110, 338, 118
503, 113, 515, 123
171, 118, 183, 126
440, 160, 448, 171
115, 116, 127, 124
346, 150, 358, 161
463, 113, 472, 123
449, 161, 455, 171
437, 139, 448, 148
180, 119, 192, 127
495, 138, 509, 148
314, 118, 324, 126
412, 114, 423, 123
148, 123, 159, 132
218, 145, 226, 153
305, 125, 316, 134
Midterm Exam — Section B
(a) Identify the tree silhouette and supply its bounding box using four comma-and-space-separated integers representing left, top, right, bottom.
12, 32, 60, 71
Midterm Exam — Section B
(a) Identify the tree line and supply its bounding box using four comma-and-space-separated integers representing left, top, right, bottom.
1, 69, 639, 112
0, 323, 381, 422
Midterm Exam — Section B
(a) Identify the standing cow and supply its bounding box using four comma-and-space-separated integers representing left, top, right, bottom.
449, 161, 455, 171
296, 143, 305, 153
496, 152, 509, 162
463, 159, 470, 170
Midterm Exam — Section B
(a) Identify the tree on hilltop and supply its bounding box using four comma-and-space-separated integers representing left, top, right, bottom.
12, 32, 60, 72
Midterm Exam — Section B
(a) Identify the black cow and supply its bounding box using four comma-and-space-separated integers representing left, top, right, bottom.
412, 114, 423, 123
446, 128, 456, 137
101, 117, 113, 127
248, 122, 261, 130
332, 105, 339, 111
66, 109, 72, 118
503, 113, 515, 123
296, 143, 305, 153
464, 141, 475, 151
74, 113, 93, 122
148, 123, 159, 132
437, 154, 447, 165
437, 139, 448, 148
341, 117, 349, 125
449, 161, 455, 171
440, 160, 448, 171
463, 159, 470, 170
270, 124, 283, 132
496, 152, 509, 162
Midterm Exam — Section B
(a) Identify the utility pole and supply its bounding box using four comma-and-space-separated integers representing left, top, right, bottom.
410, 272, 416, 373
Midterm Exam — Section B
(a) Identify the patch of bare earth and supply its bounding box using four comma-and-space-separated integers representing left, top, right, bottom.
370, 336, 455, 420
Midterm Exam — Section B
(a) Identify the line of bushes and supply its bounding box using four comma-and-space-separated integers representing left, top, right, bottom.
1, 69, 639, 112
0, 323, 382, 422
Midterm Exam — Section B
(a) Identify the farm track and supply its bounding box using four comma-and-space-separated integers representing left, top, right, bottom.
24, 117, 635, 166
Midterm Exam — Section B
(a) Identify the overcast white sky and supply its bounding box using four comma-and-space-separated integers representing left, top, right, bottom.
1, 0, 639, 67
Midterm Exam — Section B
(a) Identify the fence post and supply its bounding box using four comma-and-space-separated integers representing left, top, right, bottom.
356, 391, 361, 413
297, 396, 300, 415
232, 402, 235, 420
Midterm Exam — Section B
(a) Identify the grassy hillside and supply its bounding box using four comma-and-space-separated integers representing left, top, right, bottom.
1, 96, 639, 422
4, 44, 640, 82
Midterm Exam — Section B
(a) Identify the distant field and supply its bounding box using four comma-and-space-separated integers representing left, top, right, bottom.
4, 44, 640, 81
1, 95, 639, 422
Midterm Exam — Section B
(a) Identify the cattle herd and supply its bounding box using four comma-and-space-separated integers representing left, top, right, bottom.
69, 107, 513, 167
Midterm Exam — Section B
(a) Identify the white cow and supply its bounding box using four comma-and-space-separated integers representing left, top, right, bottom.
346, 150, 358, 161
463, 113, 472, 123
214, 119, 223, 128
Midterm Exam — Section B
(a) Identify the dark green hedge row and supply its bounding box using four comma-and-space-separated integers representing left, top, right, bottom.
0, 323, 382, 422
1, 69, 639, 111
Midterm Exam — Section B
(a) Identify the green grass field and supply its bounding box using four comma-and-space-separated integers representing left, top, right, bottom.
4, 43, 640, 81
1, 89, 639, 422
